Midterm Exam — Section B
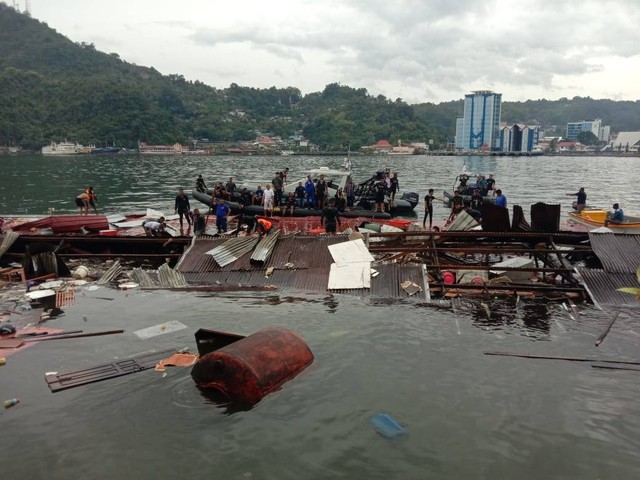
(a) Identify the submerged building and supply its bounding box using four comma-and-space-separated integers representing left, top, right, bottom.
455, 91, 502, 151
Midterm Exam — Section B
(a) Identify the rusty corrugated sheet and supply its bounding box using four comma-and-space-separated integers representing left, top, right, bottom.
589, 233, 640, 274
481, 204, 510, 232
531, 203, 561, 232
577, 267, 640, 308
177, 235, 350, 291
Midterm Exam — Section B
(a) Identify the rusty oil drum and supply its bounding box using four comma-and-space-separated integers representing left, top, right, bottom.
191, 327, 314, 405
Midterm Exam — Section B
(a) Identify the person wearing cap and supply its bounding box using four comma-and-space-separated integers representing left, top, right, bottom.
214, 198, 230, 233
566, 187, 587, 212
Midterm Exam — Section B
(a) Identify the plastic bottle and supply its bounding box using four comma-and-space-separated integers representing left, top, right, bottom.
4, 398, 20, 409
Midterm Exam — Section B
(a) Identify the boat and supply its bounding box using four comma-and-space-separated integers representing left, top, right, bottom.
443, 170, 496, 208
138, 142, 189, 155
191, 190, 391, 219
91, 146, 122, 155
41, 141, 84, 155
354, 173, 419, 213
568, 209, 640, 234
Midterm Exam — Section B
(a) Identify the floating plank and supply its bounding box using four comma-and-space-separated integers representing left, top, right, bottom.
134, 321, 188, 340
45, 349, 176, 392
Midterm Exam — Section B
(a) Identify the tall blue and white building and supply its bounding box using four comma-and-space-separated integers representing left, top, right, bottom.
455, 91, 502, 151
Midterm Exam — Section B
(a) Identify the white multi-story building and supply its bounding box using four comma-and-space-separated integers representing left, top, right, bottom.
566, 118, 609, 142
454, 91, 502, 151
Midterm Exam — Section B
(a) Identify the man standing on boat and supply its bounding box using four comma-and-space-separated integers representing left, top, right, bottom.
196, 175, 207, 193
174, 188, 192, 234
495, 189, 507, 208
305, 175, 316, 208
345, 176, 355, 208
566, 187, 587, 212
295, 182, 306, 208
192, 208, 206, 235
272, 172, 284, 206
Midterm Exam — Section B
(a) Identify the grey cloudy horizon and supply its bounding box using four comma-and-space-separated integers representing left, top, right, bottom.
30, 0, 640, 104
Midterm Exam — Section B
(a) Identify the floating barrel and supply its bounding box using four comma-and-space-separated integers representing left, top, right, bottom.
191, 327, 314, 405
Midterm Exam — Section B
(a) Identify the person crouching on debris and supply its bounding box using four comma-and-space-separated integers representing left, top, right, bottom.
255, 218, 272, 237
192, 208, 206, 235
142, 217, 166, 237
75, 190, 91, 215
215, 197, 230, 233
85, 186, 98, 214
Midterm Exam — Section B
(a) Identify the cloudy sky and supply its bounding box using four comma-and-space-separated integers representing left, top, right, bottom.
29, 0, 640, 104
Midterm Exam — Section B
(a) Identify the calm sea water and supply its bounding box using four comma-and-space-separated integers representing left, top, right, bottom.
1, 154, 640, 479
1, 154, 639, 219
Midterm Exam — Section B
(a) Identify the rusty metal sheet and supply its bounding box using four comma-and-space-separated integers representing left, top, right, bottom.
589, 233, 640, 274
481, 204, 510, 232
577, 268, 640, 308
531, 203, 561, 232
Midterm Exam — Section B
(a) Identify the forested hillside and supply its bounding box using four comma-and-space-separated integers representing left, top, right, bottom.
1, 3, 639, 151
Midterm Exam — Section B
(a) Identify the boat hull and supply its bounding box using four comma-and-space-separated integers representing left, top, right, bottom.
192, 191, 391, 219
568, 211, 640, 234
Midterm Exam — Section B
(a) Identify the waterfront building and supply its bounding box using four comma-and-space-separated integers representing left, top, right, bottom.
454, 91, 502, 151
611, 131, 640, 152
499, 124, 541, 152
566, 118, 610, 141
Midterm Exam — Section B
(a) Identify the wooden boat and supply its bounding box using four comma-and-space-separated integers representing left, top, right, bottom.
568, 209, 640, 234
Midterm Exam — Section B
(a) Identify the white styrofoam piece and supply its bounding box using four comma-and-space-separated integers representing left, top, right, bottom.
133, 320, 188, 340
327, 262, 371, 290
328, 239, 375, 265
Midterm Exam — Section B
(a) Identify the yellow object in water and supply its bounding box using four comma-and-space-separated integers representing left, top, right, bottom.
581, 210, 607, 222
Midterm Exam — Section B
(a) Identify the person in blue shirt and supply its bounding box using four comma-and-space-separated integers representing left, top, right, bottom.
304, 175, 316, 208
494, 189, 507, 208
214, 198, 230, 233
607, 203, 624, 225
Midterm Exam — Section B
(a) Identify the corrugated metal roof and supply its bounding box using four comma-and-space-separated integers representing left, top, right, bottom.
157, 263, 188, 288
251, 230, 280, 263
589, 233, 640, 274
0, 231, 20, 259
370, 263, 430, 301
177, 235, 350, 291
577, 267, 640, 308
207, 236, 259, 267
13, 215, 110, 234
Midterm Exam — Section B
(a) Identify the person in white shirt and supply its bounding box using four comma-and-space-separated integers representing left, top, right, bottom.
262, 184, 275, 217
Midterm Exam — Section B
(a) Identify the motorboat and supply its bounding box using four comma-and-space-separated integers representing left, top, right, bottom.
354, 173, 419, 214
568, 209, 640, 234
191, 190, 391, 219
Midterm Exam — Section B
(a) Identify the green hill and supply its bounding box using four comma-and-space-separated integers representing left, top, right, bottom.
1, 3, 639, 150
